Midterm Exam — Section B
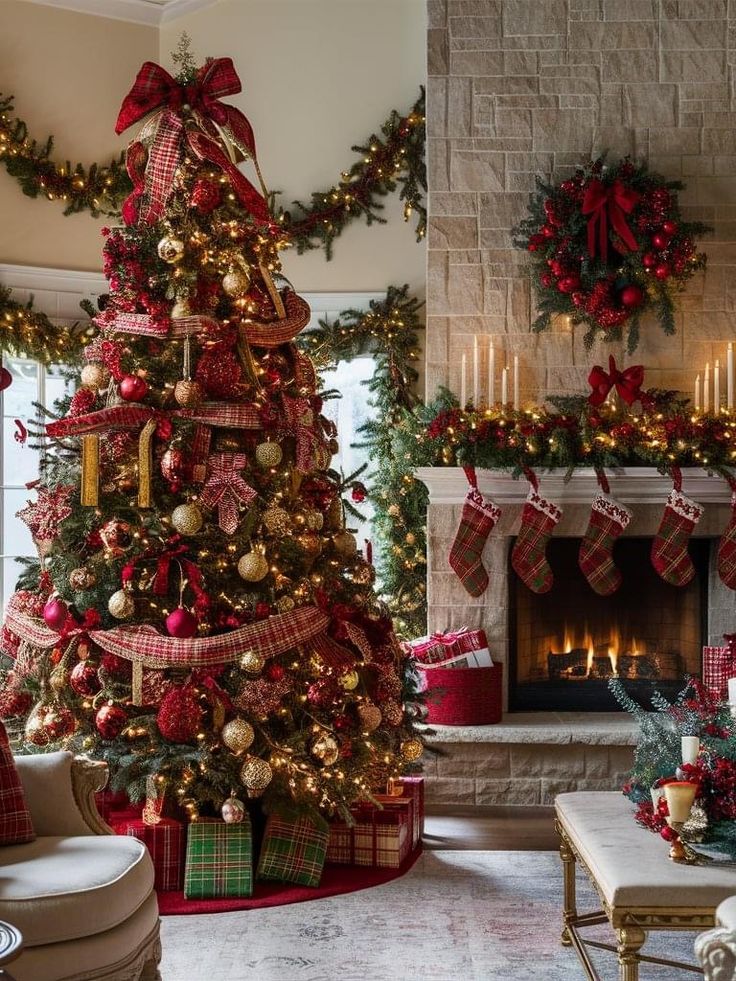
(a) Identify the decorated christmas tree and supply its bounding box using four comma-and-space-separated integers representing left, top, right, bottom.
0, 47, 422, 824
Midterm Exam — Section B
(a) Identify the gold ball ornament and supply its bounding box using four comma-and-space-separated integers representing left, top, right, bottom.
263, 506, 290, 536
296, 532, 322, 557
171, 503, 203, 536
173, 379, 204, 408
108, 589, 134, 620
400, 737, 424, 762
157, 234, 185, 264
69, 566, 96, 591
239, 756, 272, 794
339, 669, 360, 691
333, 531, 357, 555
357, 701, 382, 733
349, 561, 375, 586
222, 265, 251, 297
80, 363, 110, 390
240, 650, 265, 674
275, 595, 295, 614
237, 552, 269, 582
310, 732, 339, 766
221, 796, 246, 824
255, 441, 283, 468
381, 699, 404, 726
221, 717, 255, 755
304, 509, 324, 531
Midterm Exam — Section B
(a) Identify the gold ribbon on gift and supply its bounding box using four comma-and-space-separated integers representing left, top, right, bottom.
137, 418, 157, 508
81, 434, 100, 507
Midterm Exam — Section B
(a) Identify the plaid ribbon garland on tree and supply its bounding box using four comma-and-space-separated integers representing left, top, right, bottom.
257, 814, 328, 887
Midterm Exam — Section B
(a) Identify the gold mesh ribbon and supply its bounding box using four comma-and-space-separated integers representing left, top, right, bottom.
258, 261, 286, 320
81, 434, 100, 506
131, 660, 144, 706
142, 773, 166, 826
138, 418, 157, 508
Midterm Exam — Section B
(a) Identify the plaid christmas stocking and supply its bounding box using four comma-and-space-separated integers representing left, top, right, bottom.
717, 492, 736, 590
578, 493, 632, 596
511, 484, 562, 594
449, 486, 502, 597
651, 485, 703, 587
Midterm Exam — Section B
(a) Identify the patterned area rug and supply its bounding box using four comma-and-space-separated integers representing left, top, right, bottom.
159, 850, 699, 980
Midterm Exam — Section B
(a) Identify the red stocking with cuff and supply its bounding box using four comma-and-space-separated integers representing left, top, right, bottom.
449, 467, 502, 597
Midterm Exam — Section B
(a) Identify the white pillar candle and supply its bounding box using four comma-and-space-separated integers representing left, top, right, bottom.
681, 735, 700, 766
728, 343, 734, 410
488, 342, 495, 405
695, 374, 701, 412
728, 677, 736, 707
513, 355, 520, 411
501, 366, 509, 406
715, 359, 721, 414
460, 353, 467, 408
704, 362, 710, 413
472, 335, 479, 407
664, 782, 697, 825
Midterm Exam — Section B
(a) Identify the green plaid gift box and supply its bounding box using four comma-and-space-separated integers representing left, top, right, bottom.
257, 814, 328, 887
184, 817, 253, 899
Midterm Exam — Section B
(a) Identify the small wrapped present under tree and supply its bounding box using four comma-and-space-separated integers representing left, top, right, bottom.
184, 817, 253, 899
256, 814, 328, 888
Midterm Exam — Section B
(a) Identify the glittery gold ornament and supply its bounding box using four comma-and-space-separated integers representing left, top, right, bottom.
157, 234, 185, 263
310, 732, 339, 765
305, 509, 324, 531
263, 506, 290, 535
296, 532, 322, 557
400, 737, 423, 762
240, 650, 265, 674
255, 441, 283, 468
275, 595, 295, 613
108, 588, 134, 620
381, 699, 404, 726
339, 669, 359, 691
221, 796, 245, 824
222, 265, 251, 297
80, 363, 110, 390
221, 717, 255, 754
49, 666, 68, 693
239, 756, 272, 793
333, 530, 357, 555
171, 503, 203, 536
357, 701, 382, 732
237, 552, 269, 582
173, 379, 204, 408
171, 297, 191, 318
349, 561, 375, 586
69, 566, 96, 591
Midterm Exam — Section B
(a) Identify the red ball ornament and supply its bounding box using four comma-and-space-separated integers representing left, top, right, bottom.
333, 714, 352, 731
541, 225, 555, 239
43, 599, 68, 631
165, 607, 198, 638
157, 686, 203, 743
654, 263, 671, 281
558, 275, 580, 294
69, 660, 101, 697
620, 285, 645, 308
351, 484, 367, 504
642, 252, 657, 269
0, 367, 12, 392
651, 232, 671, 250
265, 663, 285, 682
95, 702, 127, 740
662, 220, 678, 236
119, 375, 149, 402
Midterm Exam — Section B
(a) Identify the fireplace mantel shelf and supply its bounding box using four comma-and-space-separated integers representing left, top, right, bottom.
416, 466, 733, 505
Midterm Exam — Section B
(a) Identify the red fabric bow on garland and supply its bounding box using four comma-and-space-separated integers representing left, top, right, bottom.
582, 178, 640, 263
198, 452, 257, 535
588, 355, 648, 407
115, 58, 271, 226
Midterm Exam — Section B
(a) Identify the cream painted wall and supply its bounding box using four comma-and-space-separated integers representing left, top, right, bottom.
159, 0, 426, 296
0, 2, 157, 271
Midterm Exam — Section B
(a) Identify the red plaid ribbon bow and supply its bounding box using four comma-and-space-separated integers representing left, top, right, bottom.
588, 355, 647, 407
199, 453, 257, 534
115, 58, 271, 226
282, 395, 322, 472
581, 178, 640, 263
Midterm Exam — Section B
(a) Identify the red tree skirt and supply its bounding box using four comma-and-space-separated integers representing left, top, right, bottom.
157, 846, 422, 916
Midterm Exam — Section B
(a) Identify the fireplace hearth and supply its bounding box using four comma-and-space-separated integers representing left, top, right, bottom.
509, 537, 709, 712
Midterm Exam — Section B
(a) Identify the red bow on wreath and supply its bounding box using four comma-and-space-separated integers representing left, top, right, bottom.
115, 58, 271, 226
588, 356, 647, 407
582, 178, 640, 263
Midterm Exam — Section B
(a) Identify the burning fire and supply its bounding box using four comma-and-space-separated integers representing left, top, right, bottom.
549, 625, 646, 678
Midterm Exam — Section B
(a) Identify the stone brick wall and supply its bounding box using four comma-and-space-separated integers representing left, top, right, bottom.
427, 0, 736, 403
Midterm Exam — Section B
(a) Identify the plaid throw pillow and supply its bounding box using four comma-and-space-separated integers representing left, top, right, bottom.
0, 721, 34, 845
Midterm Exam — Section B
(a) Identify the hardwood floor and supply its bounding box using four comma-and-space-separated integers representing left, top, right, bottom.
424, 805, 559, 851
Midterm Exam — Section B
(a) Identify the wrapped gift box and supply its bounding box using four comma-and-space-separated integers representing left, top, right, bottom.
184, 817, 253, 899
703, 640, 736, 699
407, 627, 493, 669
257, 814, 328, 888
112, 816, 186, 892
327, 797, 413, 868
94, 789, 131, 822
392, 776, 424, 849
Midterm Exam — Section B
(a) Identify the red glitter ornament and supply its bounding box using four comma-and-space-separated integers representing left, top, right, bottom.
157, 686, 203, 743
195, 349, 243, 398
95, 702, 127, 740
662, 220, 678, 236
190, 178, 222, 214
651, 231, 671, 251
265, 663, 285, 682
654, 263, 671, 281
351, 484, 367, 504
69, 661, 101, 697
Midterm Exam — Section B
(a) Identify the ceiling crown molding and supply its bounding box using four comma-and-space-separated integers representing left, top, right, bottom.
17, 0, 221, 27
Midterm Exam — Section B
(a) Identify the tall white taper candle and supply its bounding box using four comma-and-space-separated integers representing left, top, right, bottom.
472, 335, 479, 407
460, 353, 467, 408
513, 355, 520, 411
728, 343, 734, 410
715, 360, 721, 414
501, 366, 508, 406
488, 342, 495, 405
695, 374, 701, 411
704, 362, 710, 413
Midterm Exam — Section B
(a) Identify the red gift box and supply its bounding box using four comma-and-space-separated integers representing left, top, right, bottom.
703, 638, 736, 699
327, 798, 413, 868
407, 627, 492, 668
395, 776, 424, 849
112, 816, 186, 891
94, 789, 131, 822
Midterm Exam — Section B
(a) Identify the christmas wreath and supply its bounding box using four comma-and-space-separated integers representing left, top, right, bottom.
513, 158, 710, 353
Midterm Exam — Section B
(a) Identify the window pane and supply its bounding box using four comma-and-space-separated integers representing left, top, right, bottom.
4, 489, 36, 557
3, 359, 38, 419
4, 558, 25, 611
45, 364, 73, 407
3, 419, 38, 486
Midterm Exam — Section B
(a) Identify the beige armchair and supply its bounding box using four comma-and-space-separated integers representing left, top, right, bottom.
1, 752, 161, 981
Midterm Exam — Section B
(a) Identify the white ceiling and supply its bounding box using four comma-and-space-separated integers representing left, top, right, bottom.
17, 0, 221, 26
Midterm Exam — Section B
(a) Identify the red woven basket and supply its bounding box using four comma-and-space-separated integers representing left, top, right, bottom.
420, 664, 503, 726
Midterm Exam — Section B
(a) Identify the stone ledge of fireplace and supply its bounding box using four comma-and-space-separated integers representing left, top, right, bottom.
418, 712, 638, 746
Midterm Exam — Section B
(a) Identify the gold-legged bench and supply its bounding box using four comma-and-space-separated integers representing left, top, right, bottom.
555, 792, 736, 981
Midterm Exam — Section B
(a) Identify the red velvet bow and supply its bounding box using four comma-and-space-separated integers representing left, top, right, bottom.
59, 607, 101, 643
122, 536, 209, 611
588, 355, 645, 407
581, 178, 640, 263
